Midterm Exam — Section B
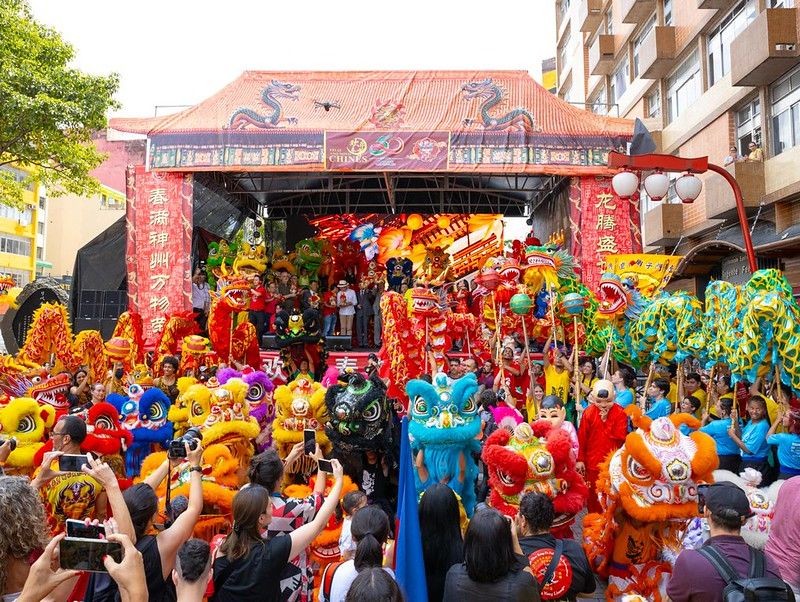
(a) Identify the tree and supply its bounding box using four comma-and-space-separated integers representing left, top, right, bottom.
0, 0, 120, 205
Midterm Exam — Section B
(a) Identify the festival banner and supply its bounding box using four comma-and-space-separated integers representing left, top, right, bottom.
126, 166, 193, 346
571, 176, 642, 293
325, 131, 450, 171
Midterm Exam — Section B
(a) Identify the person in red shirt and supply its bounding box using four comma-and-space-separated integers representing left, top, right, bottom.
248, 275, 268, 348
321, 286, 338, 337
262, 280, 278, 335
577, 379, 628, 514
494, 346, 526, 412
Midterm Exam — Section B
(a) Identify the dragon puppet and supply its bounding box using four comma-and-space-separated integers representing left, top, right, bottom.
582, 407, 718, 601
407, 372, 482, 516
0, 371, 74, 423
272, 376, 331, 477
294, 238, 323, 285
324, 371, 396, 476
482, 421, 588, 538
0, 396, 56, 476
207, 278, 260, 367
206, 240, 237, 289
109, 386, 174, 477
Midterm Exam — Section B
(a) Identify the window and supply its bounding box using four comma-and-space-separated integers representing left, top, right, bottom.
647, 88, 662, 118
0, 268, 30, 287
0, 235, 31, 257
768, 0, 794, 6
36, 247, 43, 260
610, 56, 630, 104
771, 65, 800, 155
667, 52, 701, 123
735, 98, 761, 156
37, 221, 45, 233
605, 9, 613, 34
707, 0, 757, 87
38, 197, 46, 210
633, 17, 657, 78
663, 0, 673, 25
0, 204, 33, 226
558, 31, 571, 73
590, 85, 608, 114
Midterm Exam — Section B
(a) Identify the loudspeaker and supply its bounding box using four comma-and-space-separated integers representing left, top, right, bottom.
74, 318, 100, 333
103, 303, 121, 319
262, 334, 276, 349
325, 335, 352, 351
100, 319, 117, 339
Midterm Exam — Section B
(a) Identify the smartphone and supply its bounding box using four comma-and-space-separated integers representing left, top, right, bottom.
59, 454, 90, 472
697, 483, 709, 514
303, 429, 316, 455
0, 436, 17, 451
317, 458, 334, 473
59, 537, 123, 572
65, 519, 106, 540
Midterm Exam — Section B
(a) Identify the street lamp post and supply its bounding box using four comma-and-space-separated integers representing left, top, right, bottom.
607, 151, 757, 273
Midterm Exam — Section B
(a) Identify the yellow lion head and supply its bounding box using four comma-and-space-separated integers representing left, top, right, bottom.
272, 376, 330, 458
0, 397, 56, 475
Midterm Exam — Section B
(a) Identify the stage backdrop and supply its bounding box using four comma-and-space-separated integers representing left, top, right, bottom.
125, 167, 193, 346
569, 176, 642, 291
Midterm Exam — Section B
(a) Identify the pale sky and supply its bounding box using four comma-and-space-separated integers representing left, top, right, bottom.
28, 0, 556, 118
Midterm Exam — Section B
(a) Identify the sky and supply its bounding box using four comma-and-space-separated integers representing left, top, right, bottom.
27, 0, 556, 118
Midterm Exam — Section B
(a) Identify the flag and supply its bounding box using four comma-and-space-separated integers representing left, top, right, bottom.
394, 417, 428, 602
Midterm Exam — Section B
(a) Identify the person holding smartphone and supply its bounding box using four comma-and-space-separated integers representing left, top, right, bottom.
30, 415, 108, 534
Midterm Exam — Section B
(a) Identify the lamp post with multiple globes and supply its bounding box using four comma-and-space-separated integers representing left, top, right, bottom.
607, 150, 757, 273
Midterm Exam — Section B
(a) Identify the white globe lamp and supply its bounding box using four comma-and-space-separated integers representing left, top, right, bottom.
611, 170, 640, 199
675, 172, 703, 204
643, 170, 671, 201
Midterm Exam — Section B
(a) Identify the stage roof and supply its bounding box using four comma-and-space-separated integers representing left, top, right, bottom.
109, 70, 633, 176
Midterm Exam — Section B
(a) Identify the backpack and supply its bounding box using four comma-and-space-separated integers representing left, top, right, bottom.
319, 560, 343, 602
529, 539, 571, 601
697, 544, 795, 602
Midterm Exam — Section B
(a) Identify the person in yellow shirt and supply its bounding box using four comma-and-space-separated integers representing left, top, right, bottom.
746, 141, 763, 162
543, 334, 573, 421
680, 372, 707, 416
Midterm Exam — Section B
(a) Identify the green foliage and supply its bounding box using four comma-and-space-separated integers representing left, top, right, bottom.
0, 0, 120, 205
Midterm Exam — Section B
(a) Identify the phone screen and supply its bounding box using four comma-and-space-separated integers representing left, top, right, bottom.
59, 538, 123, 572
304, 429, 316, 455
317, 458, 334, 473
65, 519, 106, 540
59, 454, 90, 472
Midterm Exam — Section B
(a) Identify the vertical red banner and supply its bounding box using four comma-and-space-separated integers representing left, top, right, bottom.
573, 176, 642, 293
126, 167, 193, 346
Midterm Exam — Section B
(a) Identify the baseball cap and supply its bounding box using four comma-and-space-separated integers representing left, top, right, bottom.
703, 482, 753, 520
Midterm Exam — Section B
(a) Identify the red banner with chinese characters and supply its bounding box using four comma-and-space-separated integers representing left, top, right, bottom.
126, 167, 193, 346
569, 176, 642, 292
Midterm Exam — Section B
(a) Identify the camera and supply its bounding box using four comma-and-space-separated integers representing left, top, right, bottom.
0, 437, 17, 451
168, 427, 203, 459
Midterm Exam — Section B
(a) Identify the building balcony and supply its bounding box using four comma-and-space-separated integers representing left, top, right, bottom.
697, 0, 734, 9
621, 0, 656, 24
704, 161, 765, 220
589, 34, 616, 76
644, 202, 684, 246
730, 8, 800, 87
578, 0, 603, 33
639, 26, 677, 79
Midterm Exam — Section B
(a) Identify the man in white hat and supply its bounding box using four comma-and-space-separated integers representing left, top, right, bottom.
336, 280, 357, 337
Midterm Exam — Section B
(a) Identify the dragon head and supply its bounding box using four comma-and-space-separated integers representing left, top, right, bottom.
0, 275, 16, 293
385, 256, 413, 287
408, 286, 440, 318
523, 245, 576, 293
744, 268, 792, 301
597, 273, 643, 320
407, 372, 481, 444
232, 242, 267, 277
268, 79, 301, 100
219, 279, 251, 311
25, 372, 72, 417
461, 78, 495, 99
497, 256, 522, 284
605, 408, 718, 522
295, 238, 323, 271
483, 421, 588, 527
325, 372, 391, 453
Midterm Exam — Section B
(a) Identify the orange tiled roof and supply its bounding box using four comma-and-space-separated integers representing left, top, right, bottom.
109, 71, 634, 174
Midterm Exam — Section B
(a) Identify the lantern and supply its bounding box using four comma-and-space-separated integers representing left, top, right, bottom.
675, 172, 703, 204
611, 170, 640, 199
561, 292, 586, 316
510, 293, 533, 315
643, 170, 671, 201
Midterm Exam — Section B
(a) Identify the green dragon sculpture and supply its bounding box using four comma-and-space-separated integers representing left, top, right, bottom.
461, 78, 539, 132
228, 80, 300, 129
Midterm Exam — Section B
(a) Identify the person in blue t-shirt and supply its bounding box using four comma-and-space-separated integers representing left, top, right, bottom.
678, 395, 702, 436
641, 377, 672, 420
729, 395, 770, 478
612, 366, 636, 409
766, 404, 800, 480
700, 396, 741, 473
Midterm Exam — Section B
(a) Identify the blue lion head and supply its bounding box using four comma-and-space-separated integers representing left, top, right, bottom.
407, 372, 481, 445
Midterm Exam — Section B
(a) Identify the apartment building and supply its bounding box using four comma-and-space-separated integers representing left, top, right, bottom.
555, 0, 800, 292
0, 165, 47, 287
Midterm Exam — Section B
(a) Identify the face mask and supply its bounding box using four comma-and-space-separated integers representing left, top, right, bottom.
114, 368, 124, 379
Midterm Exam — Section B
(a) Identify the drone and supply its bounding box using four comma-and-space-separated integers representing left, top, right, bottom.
313, 100, 341, 112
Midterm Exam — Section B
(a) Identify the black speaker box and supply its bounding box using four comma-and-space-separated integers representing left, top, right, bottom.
325, 335, 352, 350
74, 318, 100, 333
262, 334, 276, 349
100, 319, 117, 339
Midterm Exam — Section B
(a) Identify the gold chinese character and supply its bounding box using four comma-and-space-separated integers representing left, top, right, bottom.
597, 236, 619, 253
148, 231, 169, 247
596, 214, 617, 230
149, 252, 170, 270
149, 295, 170, 312
595, 192, 617, 211
151, 316, 166, 333
150, 274, 170, 291
149, 209, 169, 226
148, 189, 168, 206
